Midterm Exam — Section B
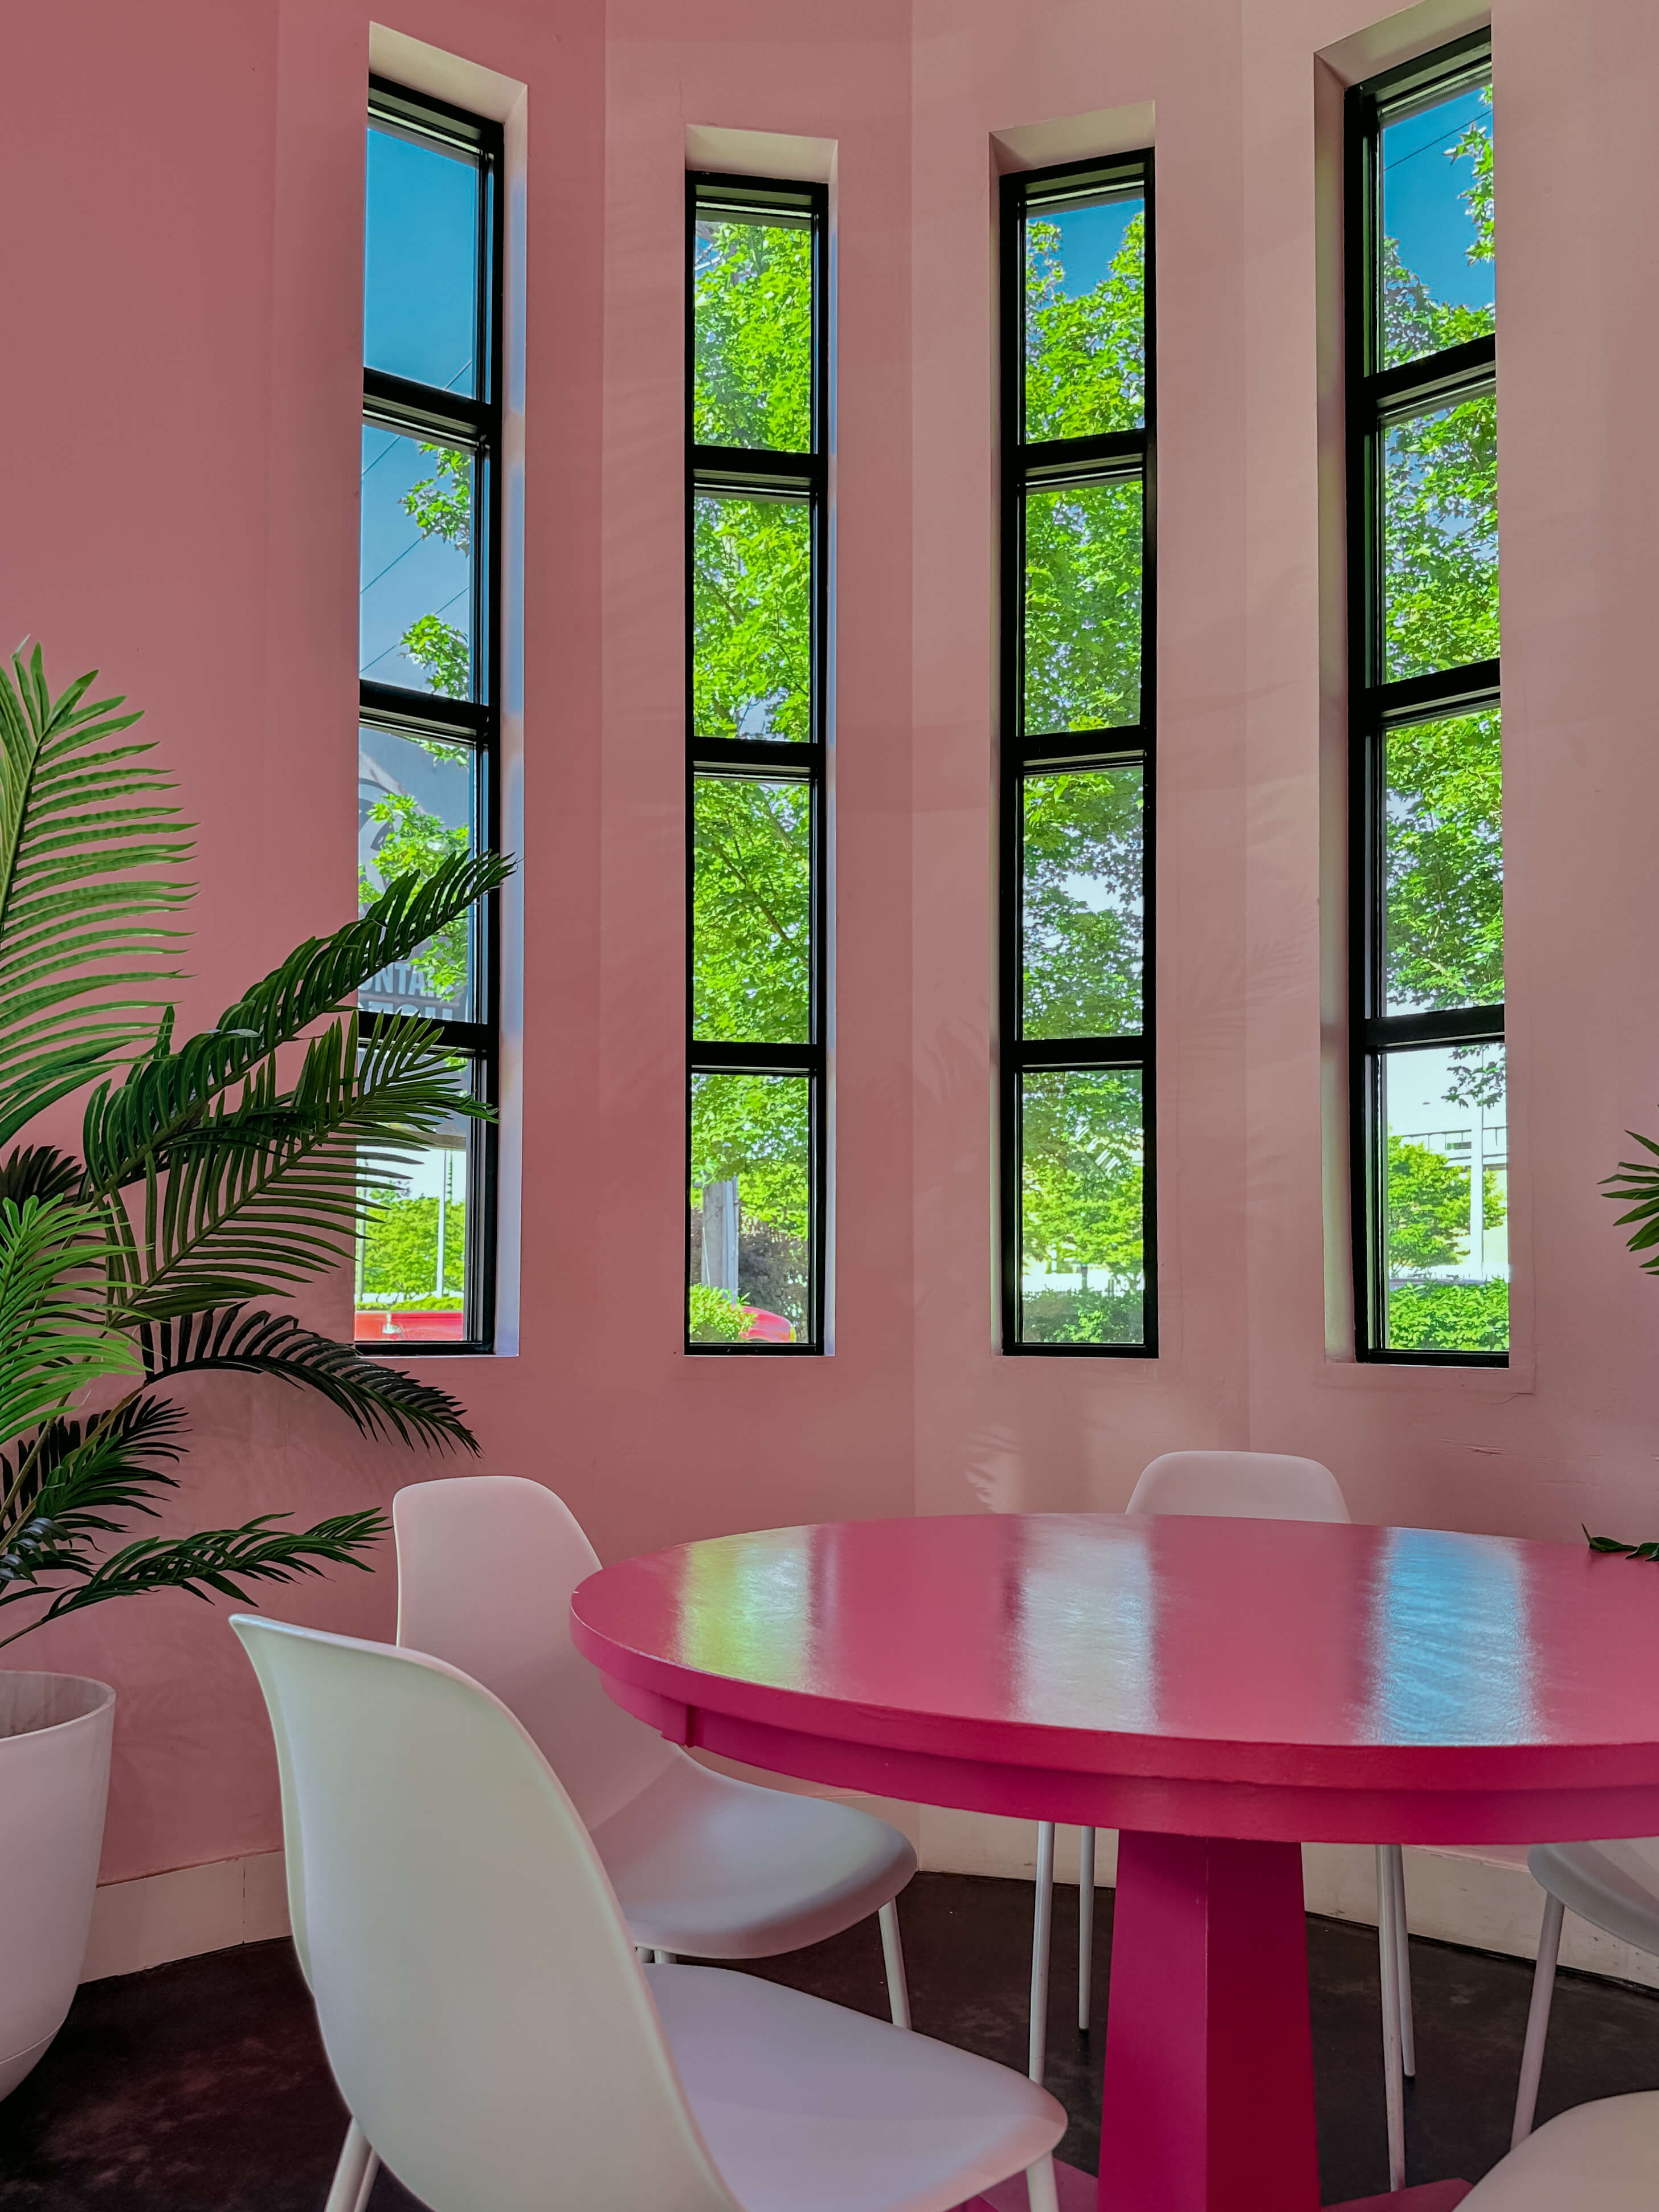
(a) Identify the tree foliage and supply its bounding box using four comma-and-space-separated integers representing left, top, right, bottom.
1387, 1135, 1505, 1274
358, 1186, 466, 1308
684, 217, 819, 1325
397, 444, 472, 699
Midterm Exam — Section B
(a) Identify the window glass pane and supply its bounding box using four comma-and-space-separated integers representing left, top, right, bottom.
356, 1069, 479, 1345
693, 777, 811, 1045
692, 492, 812, 741
1019, 1068, 1145, 1345
1383, 709, 1501, 1015
358, 725, 478, 1023
1022, 768, 1142, 1040
689, 1073, 811, 1344
693, 214, 812, 452
1381, 1042, 1507, 1353
1023, 193, 1145, 442
1382, 391, 1497, 681
1380, 81, 1494, 370
1023, 478, 1142, 733
364, 123, 481, 394
361, 426, 476, 696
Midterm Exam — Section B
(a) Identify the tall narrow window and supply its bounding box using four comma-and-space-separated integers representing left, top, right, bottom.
685, 176, 825, 1353
999, 156, 1156, 1354
356, 80, 502, 1350
1347, 36, 1502, 1362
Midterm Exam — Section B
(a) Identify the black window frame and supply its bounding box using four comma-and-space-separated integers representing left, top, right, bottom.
1345, 32, 1503, 1366
685, 173, 828, 1355
358, 77, 504, 1356
998, 152, 1159, 1358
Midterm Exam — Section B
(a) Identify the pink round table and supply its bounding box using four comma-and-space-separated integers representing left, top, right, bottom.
571, 1512, 1659, 2212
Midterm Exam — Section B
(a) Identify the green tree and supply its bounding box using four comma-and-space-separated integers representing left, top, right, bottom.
1386, 1136, 1505, 1275
693, 217, 812, 450
684, 217, 818, 1314
398, 444, 472, 697
358, 1186, 465, 1309
359, 787, 471, 1002
1020, 215, 1146, 737
1021, 769, 1142, 1040
693, 778, 810, 1044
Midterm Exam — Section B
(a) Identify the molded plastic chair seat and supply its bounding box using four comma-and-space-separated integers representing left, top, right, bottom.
394, 1478, 916, 1980
1127, 1450, 1351, 1523
648, 1961, 1064, 2212
1526, 1840, 1659, 1957
1463, 2090, 1659, 2208
594, 1757, 916, 1960
231, 1617, 1066, 2212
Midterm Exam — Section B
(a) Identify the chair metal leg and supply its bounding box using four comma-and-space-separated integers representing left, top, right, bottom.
878, 1899, 912, 2029
323, 2121, 376, 2212
652, 1948, 675, 1964
1078, 1825, 1096, 2033
1387, 1843, 1416, 2078
1376, 1844, 1406, 2193
1511, 1892, 1565, 2148
1024, 2150, 1060, 2212
1029, 1820, 1055, 2083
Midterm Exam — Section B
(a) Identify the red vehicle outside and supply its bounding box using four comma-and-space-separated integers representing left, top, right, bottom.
354, 1309, 469, 1343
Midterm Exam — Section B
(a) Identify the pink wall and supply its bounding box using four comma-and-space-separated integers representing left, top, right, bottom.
3, 0, 1657, 1885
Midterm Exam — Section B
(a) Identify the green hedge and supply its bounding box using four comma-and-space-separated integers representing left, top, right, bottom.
1386, 1279, 1509, 1352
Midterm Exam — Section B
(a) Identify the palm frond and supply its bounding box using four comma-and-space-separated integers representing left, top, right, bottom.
141, 1305, 479, 1453
82, 852, 512, 1194
117, 1014, 486, 1317
0, 1144, 84, 1205
0, 1507, 388, 1646
0, 1193, 138, 1449
0, 1396, 187, 1573
1603, 1132, 1659, 1271
0, 649, 191, 1146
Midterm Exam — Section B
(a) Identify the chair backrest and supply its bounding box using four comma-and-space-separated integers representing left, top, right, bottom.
394, 1475, 677, 1830
1126, 1450, 1351, 1523
231, 1615, 738, 2212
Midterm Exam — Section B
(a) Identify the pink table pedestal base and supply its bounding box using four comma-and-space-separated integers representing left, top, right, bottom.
966, 2180, 1469, 2212
963, 1831, 1475, 2212
1101, 1831, 1320, 2209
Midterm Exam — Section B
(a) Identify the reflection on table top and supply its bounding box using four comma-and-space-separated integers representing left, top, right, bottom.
571, 1513, 1659, 1803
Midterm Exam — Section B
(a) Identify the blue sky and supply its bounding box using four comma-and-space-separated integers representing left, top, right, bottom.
360, 125, 480, 692
1383, 85, 1494, 313
1036, 193, 1142, 299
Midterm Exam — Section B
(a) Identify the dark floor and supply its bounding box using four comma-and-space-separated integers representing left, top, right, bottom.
1, 1873, 1655, 2208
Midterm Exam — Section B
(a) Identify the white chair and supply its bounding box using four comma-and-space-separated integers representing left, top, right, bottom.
393, 1478, 916, 1976
1027, 1451, 1415, 2190
293, 1476, 920, 2211
1462, 2089, 1659, 2207
1512, 1839, 1659, 2146
231, 1614, 1068, 2212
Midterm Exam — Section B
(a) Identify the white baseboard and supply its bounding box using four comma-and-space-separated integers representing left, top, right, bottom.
80, 1851, 290, 1984
913, 1809, 1659, 1993
78, 1810, 1659, 1997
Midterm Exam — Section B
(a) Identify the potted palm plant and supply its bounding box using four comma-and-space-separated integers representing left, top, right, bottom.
0, 648, 508, 2098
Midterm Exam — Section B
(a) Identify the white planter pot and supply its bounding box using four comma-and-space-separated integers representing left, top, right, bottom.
0, 1672, 115, 2099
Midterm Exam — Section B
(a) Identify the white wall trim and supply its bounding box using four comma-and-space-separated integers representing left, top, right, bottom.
80, 1852, 289, 1985
79, 1822, 1659, 1995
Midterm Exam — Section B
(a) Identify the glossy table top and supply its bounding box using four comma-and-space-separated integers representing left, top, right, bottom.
571, 1514, 1659, 1844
